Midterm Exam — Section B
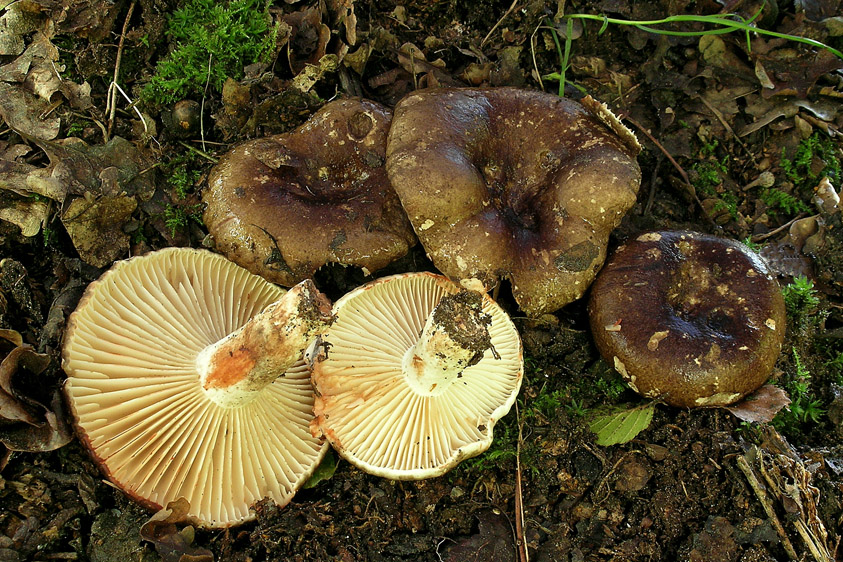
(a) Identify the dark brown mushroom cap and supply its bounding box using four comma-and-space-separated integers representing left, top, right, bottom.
385, 87, 641, 316
204, 98, 416, 287
588, 231, 787, 408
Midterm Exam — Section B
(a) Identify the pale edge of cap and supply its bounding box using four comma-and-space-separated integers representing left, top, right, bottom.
62, 247, 328, 528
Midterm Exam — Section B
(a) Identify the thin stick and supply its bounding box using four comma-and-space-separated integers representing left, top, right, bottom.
514, 403, 528, 562
736, 454, 798, 560
201, 54, 212, 153
529, 21, 544, 91
696, 94, 756, 164
107, 1, 137, 140
625, 115, 718, 229
750, 213, 813, 243
178, 141, 219, 163
481, 0, 519, 47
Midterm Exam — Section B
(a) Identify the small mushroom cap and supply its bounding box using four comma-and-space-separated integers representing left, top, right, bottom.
310, 272, 523, 479
62, 248, 328, 527
386, 87, 641, 316
204, 98, 416, 287
588, 231, 787, 408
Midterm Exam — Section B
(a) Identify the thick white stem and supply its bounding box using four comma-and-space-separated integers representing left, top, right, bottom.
403, 290, 495, 396
197, 279, 333, 408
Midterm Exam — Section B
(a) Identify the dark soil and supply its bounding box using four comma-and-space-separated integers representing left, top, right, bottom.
1, 0, 843, 561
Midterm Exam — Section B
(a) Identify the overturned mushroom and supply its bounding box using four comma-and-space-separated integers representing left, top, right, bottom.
310, 272, 522, 479
204, 98, 416, 287
588, 231, 787, 408
62, 248, 333, 527
386, 87, 641, 315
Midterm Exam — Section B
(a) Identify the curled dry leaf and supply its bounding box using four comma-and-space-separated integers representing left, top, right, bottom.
0, 28, 91, 139
0, 330, 72, 455
38, 136, 153, 264
725, 384, 792, 424
140, 498, 214, 562
443, 509, 514, 562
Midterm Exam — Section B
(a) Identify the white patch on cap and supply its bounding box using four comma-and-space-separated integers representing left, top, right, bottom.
694, 392, 741, 406
647, 330, 669, 351
613, 356, 628, 377
765, 318, 777, 330
637, 232, 662, 242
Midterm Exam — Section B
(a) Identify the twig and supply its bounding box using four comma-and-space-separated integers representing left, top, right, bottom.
107, 1, 137, 140
514, 403, 528, 562
695, 94, 756, 164
736, 453, 799, 560
481, 0, 519, 48
201, 53, 212, 153
625, 115, 718, 229
750, 213, 813, 243
178, 141, 218, 164
529, 21, 544, 91
643, 154, 664, 216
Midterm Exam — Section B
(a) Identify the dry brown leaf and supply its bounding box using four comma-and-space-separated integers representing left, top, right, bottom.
0, 331, 71, 454
443, 509, 514, 562
0, 2, 44, 56
62, 194, 137, 268
140, 498, 214, 562
725, 384, 792, 423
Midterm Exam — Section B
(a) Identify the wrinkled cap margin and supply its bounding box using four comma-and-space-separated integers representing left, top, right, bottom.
386, 87, 641, 316
204, 98, 416, 287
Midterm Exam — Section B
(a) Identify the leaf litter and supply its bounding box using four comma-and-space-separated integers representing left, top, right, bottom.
1, 0, 843, 560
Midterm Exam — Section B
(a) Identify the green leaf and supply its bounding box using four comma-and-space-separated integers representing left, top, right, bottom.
302, 449, 338, 489
589, 402, 656, 446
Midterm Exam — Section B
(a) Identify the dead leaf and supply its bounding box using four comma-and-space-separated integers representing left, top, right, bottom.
0, 331, 71, 454
0, 344, 49, 425
31, 136, 156, 201
443, 509, 514, 562
751, 45, 843, 99
326, 0, 356, 46
725, 384, 792, 423
283, 7, 331, 74
140, 498, 214, 562
1, 389, 72, 453
0, 81, 61, 140
0, 1, 44, 56
0, 191, 49, 237
22, 135, 156, 266
62, 194, 137, 268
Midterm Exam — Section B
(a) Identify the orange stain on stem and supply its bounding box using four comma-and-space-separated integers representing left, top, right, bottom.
204, 347, 255, 389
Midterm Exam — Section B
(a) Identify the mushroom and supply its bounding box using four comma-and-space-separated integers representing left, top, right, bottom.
62, 248, 333, 527
203, 98, 416, 287
385, 87, 641, 316
588, 231, 787, 408
310, 272, 523, 479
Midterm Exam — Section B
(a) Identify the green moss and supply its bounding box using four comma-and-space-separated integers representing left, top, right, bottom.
781, 133, 842, 191
782, 276, 821, 331
691, 143, 740, 219
163, 203, 203, 237
163, 152, 202, 200
759, 187, 810, 218
142, 0, 279, 105
773, 348, 825, 429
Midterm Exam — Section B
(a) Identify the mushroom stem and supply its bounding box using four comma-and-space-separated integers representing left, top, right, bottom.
198, 279, 333, 408
402, 289, 495, 396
